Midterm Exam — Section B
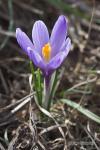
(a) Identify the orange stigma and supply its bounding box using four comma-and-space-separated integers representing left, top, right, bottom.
42, 43, 51, 62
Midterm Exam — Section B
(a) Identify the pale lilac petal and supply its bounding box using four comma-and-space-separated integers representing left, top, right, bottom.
27, 47, 46, 70
32, 21, 49, 55
47, 51, 66, 71
61, 37, 71, 53
50, 15, 68, 57
16, 28, 34, 54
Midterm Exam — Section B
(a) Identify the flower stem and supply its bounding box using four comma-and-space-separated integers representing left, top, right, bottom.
43, 75, 51, 110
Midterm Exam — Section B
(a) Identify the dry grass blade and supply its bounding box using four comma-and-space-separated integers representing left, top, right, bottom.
13, 0, 43, 15
0, 143, 5, 150
0, 29, 15, 37
0, 92, 35, 126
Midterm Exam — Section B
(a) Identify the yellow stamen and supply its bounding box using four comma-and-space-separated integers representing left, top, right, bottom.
42, 43, 51, 62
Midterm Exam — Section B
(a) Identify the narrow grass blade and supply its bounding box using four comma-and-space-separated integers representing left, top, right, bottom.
61, 99, 100, 124
46, 0, 90, 20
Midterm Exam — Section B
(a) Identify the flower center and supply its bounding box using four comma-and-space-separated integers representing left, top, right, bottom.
42, 43, 51, 62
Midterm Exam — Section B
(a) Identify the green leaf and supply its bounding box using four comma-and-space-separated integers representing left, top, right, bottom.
36, 69, 42, 105
61, 99, 100, 124
30, 61, 42, 105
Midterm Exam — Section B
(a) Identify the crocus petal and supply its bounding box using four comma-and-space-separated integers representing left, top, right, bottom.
16, 28, 34, 54
27, 47, 46, 70
61, 37, 71, 53
47, 52, 65, 71
47, 39, 71, 72
50, 15, 68, 57
32, 21, 49, 55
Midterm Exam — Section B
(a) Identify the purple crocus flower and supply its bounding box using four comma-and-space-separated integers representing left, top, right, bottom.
16, 15, 71, 77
